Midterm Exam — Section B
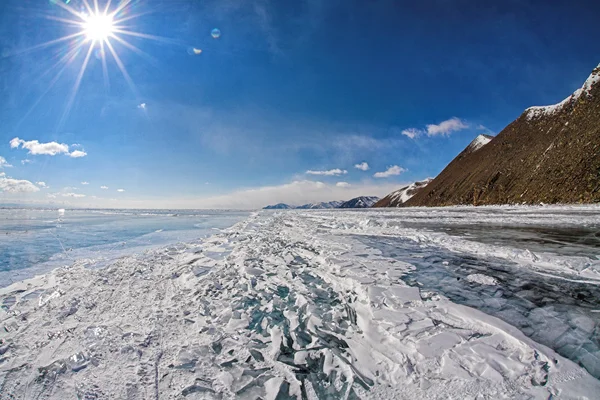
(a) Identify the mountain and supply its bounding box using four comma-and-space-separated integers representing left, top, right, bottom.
296, 201, 344, 209
263, 203, 293, 209
373, 178, 433, 207
339, 196, 380, 208
406, 63, 600, 206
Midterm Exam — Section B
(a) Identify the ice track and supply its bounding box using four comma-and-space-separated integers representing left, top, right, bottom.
0, 208, 599, 399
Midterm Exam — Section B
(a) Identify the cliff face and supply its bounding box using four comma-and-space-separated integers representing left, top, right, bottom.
406, 64, 600, 207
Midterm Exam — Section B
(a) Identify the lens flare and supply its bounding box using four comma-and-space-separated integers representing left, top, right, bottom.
18, 0, 172, 130
82, 13, 115, 42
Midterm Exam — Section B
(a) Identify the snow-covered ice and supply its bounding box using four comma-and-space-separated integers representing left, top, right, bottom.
1, 206, 599, 399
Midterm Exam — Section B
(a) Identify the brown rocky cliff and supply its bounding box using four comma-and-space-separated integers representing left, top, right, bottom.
405, 64, 600, 207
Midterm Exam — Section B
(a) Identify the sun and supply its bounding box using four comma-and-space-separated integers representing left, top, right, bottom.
82, 12, 115, 43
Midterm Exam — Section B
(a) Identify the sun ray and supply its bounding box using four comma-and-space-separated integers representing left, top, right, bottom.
100, 40, 110, 90
50, 0, 87, 20
112, 0, 134, 17
22, 0, 170, 127
6, 32, 86, 58
104, 39, 138, 97
59, 42, 95, 130
15, 47, 81, 131
112, 28, 178, 45
81, 0, 95, 15
109, 34, 158, 66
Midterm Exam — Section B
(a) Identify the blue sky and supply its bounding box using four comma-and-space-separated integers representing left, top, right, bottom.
1, 0, 599, 208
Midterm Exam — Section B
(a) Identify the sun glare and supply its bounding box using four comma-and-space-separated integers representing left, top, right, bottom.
82, 13, 115, 42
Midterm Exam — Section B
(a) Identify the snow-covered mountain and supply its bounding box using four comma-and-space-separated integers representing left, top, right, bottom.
296, 201, 344, 209
407, 63, 600, 206
263, 203, 293, 209
338, 196, 379, 208
373, 179, 432, 207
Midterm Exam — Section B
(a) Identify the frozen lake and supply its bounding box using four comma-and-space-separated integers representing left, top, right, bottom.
0, 208, 250, 286
0, 205, 599, 399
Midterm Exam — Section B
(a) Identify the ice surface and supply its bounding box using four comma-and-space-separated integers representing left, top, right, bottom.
0, 206, 599, 399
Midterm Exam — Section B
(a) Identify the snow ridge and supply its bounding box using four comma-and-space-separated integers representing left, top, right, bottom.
526, 63, 600, 120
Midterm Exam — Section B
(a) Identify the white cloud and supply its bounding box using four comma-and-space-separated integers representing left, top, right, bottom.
164, 180, 405, 209
0, 156, 12, 168
401, 128, 423, 139
10, 137, 87, 158
426, 117, 468, 136
63, 186, 77, 191
36, 181, 48, 188
117, 189, 125, 192
62, 193, 86, 198
69, 150, 87, 158
138, 103, 147, 110
81, 181, 89, 185
400, 118, 469, 139
336, 182, 351, 188
47, 193, 57, 199
71, 143, 82, 148
100, 186, 109, 189
306, 169, 347, 176
374, 165, 406, 178
0, 173, 40, 193
21, 159, 32, 165
354, 162, 369, 171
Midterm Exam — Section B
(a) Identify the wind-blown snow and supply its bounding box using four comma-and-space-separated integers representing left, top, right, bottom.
0, 206, 599, 398
526, 63, 600, 120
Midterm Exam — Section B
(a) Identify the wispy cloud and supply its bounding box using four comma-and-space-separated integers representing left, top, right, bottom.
0, 172, 39, 193
354, 162, 369, 171
401, 117, 469, 139
81, 181, 89, 185
62, 193, 86, 198
21, 159, 32, 165
336, 182, 351, 187
36, 181, 48, 188
401, 128, 422, 139
10, 137, 87, 158
117, 188, 125, 192
374, 165, 406, 178
306, 169, 347, 176
426, 117, 468, 136
100, 186, 109, 190
0, 156, 12, 168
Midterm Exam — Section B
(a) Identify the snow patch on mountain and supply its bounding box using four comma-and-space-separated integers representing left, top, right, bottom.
339, 196, 379, 208
526, 63, 600, 120
386, 179, 433, 206
467, 134, 494, 152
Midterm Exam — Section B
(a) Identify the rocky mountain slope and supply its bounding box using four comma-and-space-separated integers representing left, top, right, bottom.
373, 179, 433, 207
406, 63, 600, 206
339, 196, 379, 208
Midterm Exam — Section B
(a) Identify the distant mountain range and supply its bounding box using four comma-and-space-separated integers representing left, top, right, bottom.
263, 196, 379, 210
405, 63, 600, 206
339, 196, 380, 208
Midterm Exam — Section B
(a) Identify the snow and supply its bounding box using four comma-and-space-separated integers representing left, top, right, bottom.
526, 63, 600, 120
468, 134, 493, 152
0, 206, 599, 398
388, 178, 433, 205
466, 273, 498, 285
